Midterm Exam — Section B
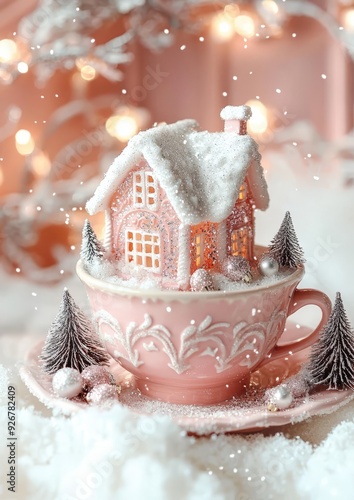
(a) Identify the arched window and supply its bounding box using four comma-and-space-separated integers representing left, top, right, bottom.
133, 171, 159, 210
126, 229, 161, 272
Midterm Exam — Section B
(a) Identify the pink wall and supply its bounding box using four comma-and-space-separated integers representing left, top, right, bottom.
124, 16, 353, 137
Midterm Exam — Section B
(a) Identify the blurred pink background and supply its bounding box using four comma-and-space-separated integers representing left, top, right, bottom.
0, 3, 353, 195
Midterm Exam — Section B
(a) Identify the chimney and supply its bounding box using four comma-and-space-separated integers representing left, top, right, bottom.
220, 105, 252, 135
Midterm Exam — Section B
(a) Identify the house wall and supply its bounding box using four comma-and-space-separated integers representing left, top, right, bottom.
189, 179, 256, 276
108, 168, 256, 287
190, 222, 218, 275
226, 179, 255, 261
109, 160, 181, 288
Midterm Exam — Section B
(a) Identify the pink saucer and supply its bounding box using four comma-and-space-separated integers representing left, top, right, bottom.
20, 323, 354, 435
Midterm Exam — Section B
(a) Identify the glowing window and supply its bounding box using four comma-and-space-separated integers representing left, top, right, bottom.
195, 233, 205, 268
125, 229, 161, 272
238, 183, 248, 201
133, 171, 158, 210
231, 227, 251, 259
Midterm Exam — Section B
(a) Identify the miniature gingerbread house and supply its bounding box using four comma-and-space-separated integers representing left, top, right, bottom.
86, 105, 269, 289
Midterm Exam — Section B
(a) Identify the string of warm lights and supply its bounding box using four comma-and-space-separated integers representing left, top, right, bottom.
0, 1, 353, 86
210, 1, 281, 41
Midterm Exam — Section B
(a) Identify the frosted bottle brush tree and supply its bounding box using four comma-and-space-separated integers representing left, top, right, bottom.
81, 219, 105, 267
40, 289, 110, 375
268, 211, 305, 268
308, 292, 354, 390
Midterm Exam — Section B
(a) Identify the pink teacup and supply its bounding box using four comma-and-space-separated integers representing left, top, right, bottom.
77, 256, 331, 405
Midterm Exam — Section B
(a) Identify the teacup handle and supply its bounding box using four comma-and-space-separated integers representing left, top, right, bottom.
257, 288, 332, 368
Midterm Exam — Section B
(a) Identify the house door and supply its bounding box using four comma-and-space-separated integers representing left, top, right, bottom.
125, 229, 161, 272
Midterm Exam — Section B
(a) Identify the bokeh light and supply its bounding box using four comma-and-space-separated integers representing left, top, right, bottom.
31, 151, 51, 177
234, 14, 255, 38
15, 129, 35, 155
106, 115, 139, 142
0, 39, 18, 63
342, 8, 354, 31
245, 100, 268, 134
210, 13, 235, 41
17, 62, 29, 74
80, 64, 96, 81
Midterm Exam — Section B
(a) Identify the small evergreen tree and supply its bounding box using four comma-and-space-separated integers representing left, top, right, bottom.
268, 211, 305, 268
81, 219, 105, 266
40, 289, 110, 374
308, 292, 354, 390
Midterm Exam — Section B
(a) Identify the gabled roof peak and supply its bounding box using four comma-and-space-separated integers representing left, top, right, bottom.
86, 111, 269, 223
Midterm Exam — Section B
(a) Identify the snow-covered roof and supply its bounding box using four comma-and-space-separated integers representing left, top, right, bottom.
220, 105, 252, 121
86, 118, 269, 225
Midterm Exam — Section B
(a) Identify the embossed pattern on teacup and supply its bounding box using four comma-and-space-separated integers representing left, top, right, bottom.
94, 307, 287, 375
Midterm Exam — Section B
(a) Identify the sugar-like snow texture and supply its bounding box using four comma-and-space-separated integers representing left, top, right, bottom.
84, 254, 292, 292
86, 118, 269, 224
88, 257, 116, 281
3, 373, 354, 500
220, 105, 252, 121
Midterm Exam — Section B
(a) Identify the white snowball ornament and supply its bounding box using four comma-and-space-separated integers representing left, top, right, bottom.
259, 255, 279, 277
221, 256, 252, 283
86, 383, 121, 406
265, 384, 293, 411
52, 367, 83, 399
190, 269, 214, 291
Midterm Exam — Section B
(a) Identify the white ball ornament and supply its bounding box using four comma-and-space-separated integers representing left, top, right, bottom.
259, 255, 279, 277
52, 367, 84, 399
221, 256, 252, 283
266, 384, 293, 411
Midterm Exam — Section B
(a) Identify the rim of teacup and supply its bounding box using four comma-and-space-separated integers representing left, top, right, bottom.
76, 246, 305, 300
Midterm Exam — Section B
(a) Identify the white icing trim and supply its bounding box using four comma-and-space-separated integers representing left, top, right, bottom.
103, 210, 112, 252
177, 224, 191, 289
217, 220, 227, 262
